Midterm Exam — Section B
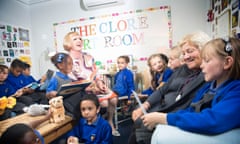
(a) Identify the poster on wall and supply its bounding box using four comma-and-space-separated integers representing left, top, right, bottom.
53, 6, 172, 70
0, 22, 31, 66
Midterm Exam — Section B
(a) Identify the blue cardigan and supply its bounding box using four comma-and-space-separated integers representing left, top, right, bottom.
167, 80, 240, 134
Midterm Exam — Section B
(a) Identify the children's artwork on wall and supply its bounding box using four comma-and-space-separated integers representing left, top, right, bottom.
0, 22, 31, 66
19, 28, 30, 41
232, 0, 239, 10
212, 0, 240, 38
232, 10, 238, 28
216, 10, 230, 37
0, 57, 4, 65
53, 6, 172, 72
221, 0, 229, 11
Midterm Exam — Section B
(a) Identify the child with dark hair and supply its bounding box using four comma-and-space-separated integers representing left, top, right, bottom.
47, 52, 84, 119
22, 62, 38, 84
67, 94, 112, 144
46, 52, 73, 99
1, 63, 35, 115
6, 59, 48, 105
112, 55, 135, 102
0, 111, 51, 144
141, 53, 173, 96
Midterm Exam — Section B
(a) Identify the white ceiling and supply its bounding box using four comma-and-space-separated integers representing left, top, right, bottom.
16, 0, 51, 5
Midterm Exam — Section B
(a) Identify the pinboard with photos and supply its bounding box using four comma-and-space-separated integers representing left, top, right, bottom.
0, 22, 32, 66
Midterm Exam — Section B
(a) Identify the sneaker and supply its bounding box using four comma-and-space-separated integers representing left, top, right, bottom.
112, 130, 121, 136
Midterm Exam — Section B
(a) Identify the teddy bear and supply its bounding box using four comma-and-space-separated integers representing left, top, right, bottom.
49, 96, 65, 123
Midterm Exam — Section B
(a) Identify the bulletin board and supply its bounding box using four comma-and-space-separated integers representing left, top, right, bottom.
0, 22, 32, 66
53, 6, 172, 70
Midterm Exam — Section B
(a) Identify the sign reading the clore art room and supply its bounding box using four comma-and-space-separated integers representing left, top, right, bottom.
53, 6, 172, 63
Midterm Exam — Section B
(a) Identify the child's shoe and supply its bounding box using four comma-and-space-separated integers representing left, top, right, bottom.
112, 130, 120, 136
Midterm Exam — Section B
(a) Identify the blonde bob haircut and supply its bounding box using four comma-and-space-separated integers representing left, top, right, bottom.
63, 32, 80, 51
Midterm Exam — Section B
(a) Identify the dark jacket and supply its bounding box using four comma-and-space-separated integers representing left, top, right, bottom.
147, 64, 205, 113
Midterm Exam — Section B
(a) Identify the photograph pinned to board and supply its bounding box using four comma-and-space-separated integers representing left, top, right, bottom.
232, 10, 238, 28
19, 28, 29, 41
232, 0, 239, 10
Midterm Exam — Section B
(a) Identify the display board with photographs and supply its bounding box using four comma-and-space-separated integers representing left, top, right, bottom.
0, 22, 32, 66
211, 0, 240, 38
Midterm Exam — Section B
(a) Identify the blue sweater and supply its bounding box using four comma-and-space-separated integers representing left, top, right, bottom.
142, 67, 173, 96
6, 72, 29, 92
112, 68, 135, 99
46, 72, 72, 93
67, 115, 112, 144
167, 80, 240, 134
0, 82, 15, 97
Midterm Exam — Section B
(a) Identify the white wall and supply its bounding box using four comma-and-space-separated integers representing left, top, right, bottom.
0, 0, 31, 28
0, 0, 210, 78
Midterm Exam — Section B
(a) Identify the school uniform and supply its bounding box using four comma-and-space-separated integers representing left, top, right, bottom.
112, 68, 135, 100
46, 71, 84, 119
46, 72, 72, 93
67, 115, 113, 144
152, 80, 240, 144
0, 81, 31, 115
6, 72, 48, 105
142, 67, 173, 96
133, 65, 205, 144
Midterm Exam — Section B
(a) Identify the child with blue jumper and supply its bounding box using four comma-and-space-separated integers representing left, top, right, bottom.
67, 94, 112, 144
6, 59, 48, 105
142, 53, 173, 96
149, 37, 240, 144
47, 52, 85, 119
112, 55, 135, 104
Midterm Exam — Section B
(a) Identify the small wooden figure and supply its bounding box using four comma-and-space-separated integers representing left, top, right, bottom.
49, 96, 65, 123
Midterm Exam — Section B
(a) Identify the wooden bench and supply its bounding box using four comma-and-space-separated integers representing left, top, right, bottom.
0, 113, 74, 143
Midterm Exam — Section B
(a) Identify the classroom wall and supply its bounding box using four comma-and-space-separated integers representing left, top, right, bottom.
0, 0, 210, 78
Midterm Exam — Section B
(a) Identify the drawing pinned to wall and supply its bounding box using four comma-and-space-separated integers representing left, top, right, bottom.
0, 57, 4, 65
19, 28, 29, 41
0, 22, 31, 66
221, 0, 229, 11
232, 0, 239, 10
232, 10, 238, 28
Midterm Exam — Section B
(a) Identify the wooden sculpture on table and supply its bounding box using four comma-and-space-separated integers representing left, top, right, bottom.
49, 96, 65, 123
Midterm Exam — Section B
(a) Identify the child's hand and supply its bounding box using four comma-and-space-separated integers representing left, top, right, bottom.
40, 75, 47, 83
14, 89, 23, 97
127, 100, 132, 105
67, 136, 79, 144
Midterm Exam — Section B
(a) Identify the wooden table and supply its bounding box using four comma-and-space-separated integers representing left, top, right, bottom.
0, 113, 74, 143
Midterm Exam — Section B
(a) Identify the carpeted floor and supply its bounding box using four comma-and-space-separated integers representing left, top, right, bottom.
113, 117, 133, 144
